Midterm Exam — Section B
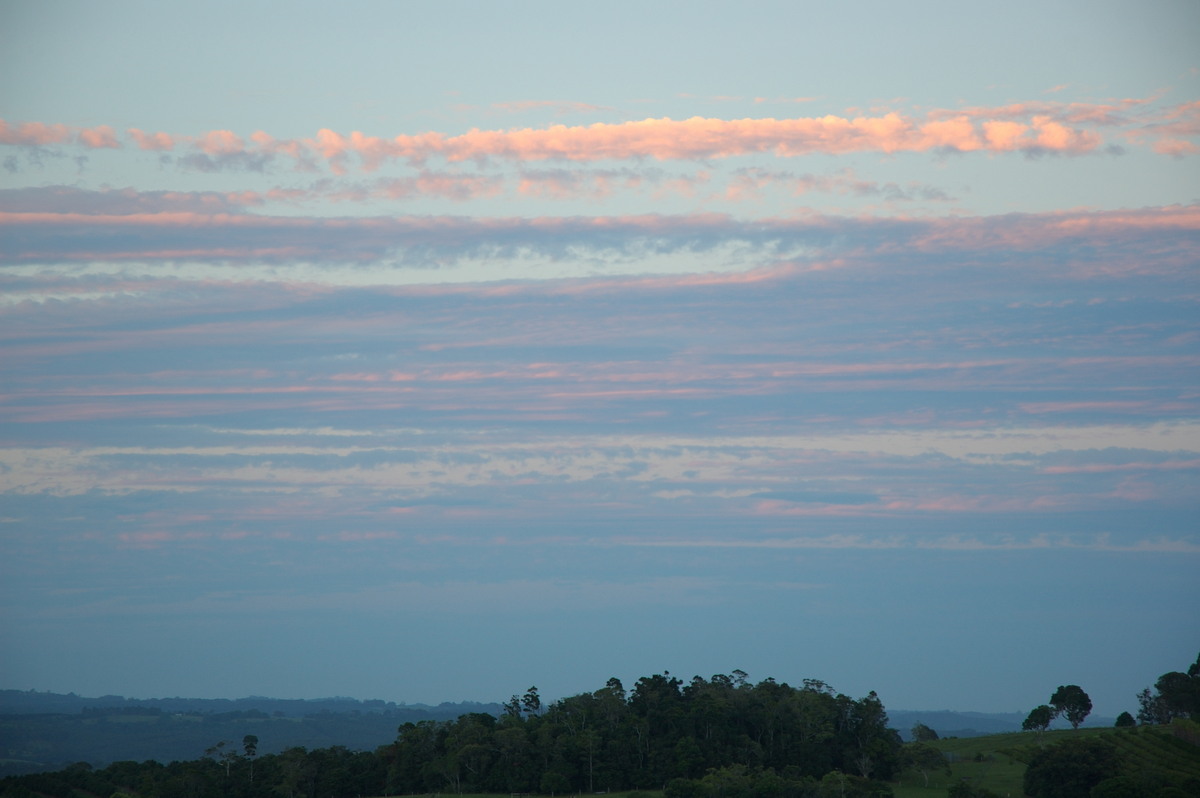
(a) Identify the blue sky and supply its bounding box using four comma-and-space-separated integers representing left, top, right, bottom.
1, 0, 1198, 719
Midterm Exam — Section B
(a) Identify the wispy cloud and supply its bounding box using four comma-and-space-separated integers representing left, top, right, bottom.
488, 100, 615, 116
617, 533, 1200, 553
1125, 99, 1200, 157
3, 204, 1195, 281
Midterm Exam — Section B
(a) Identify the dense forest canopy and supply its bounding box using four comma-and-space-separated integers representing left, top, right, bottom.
386, 672, 901, 793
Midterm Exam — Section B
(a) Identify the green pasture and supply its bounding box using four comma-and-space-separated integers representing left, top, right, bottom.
894, 722, 1200, 798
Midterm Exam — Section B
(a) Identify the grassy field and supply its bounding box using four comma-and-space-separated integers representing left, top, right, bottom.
893, 722, 1200, 798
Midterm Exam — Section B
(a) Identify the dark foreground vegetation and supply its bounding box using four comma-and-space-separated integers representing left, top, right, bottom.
1, 655, 1196, 798
2, 672, 900, 798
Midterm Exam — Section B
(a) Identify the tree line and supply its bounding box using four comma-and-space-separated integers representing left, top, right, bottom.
385, 672, 901, 795
1019, 652, 1200, 737
1016, 652, 1200, 798
0, 671, 903, 798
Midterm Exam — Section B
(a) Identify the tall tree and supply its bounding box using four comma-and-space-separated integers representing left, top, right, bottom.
1154, 663, 1200, 720
1136, 687, 1170, 725
1049, 685, 1092, 729
242, 734, 258, 783
522, 686, 542, 717
1133, 652, 1199, 725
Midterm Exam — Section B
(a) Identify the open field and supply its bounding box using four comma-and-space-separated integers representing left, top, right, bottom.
893, 722, 1200, 798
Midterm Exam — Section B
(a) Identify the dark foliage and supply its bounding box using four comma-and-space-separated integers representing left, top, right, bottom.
0, 673, 902, 798
1048, 685, 1092, 730
1137, 652, 1200, 725
910, 722, 938, 742
1022, 704, 1053, 736
1023, 737, 1122, 798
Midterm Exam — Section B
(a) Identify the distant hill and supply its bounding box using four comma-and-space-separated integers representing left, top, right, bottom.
0, 689, 498, 718
0, 690, 502, 777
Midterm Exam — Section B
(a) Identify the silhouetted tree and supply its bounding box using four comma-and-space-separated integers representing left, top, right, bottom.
1049, 685, 1092, 729
1134, 651, 1199, 725
242, 735, 258, 783
1022, 704, 1053, 738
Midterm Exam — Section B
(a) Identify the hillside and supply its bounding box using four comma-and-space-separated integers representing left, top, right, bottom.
892, 721, 1200, 797
887, 709, 1116, 740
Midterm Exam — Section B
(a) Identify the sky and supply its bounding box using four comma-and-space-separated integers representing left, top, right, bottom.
1, 0, 1198, 720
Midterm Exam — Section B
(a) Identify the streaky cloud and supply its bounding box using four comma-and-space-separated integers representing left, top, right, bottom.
10, 99, 1197, 175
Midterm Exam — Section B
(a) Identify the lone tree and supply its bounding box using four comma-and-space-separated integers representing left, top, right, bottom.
1049, 684, 1092, 729
243, 735, 258, 782
1023, 704, 1054, 739
521, 685, 542, 716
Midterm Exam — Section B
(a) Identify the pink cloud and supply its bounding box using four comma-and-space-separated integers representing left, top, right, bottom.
197, 129, 246, 156
1127, 100, 1200, 158
1153, 139, 1200, 157
347, 130, 398, 172
1040, 459, 1200, 474
982, 120, 1029, 151
306, 129, 351, 174
0, 106, 1137, 174
929, 97, 1153, 127
906, 205, 1200, 262
1018, 400, 1151, 414
0, 119, 72, 146
18, 95, 1199, 177
77, 125, 121, 149
164, 110, 1109, 173
375, 112, 1103, 165
250, 131, 314, 164
127, 128, 175, 151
